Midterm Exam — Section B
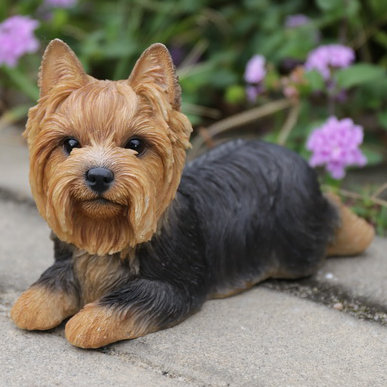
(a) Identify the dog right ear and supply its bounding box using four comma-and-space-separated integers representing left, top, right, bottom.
39, 39, 89, 97
128, 43, 181, 110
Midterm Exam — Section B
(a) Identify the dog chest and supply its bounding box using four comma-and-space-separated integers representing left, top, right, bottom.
72, 251, 138, 305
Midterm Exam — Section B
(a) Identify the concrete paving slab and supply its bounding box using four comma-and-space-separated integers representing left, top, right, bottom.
1, 262, 386, 387
316, 241, 387, 306
0, 126, 31, 200
111, 288, 386, 386
264, 238, 387, 324
0, 200, 51, 292
0, 313, 193, 387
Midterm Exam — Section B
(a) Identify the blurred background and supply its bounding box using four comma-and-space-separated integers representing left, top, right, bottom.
1, 0, 387, 233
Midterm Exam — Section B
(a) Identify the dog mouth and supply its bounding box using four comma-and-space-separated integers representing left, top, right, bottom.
79, 197, 124, 218
84, 197, 119, 206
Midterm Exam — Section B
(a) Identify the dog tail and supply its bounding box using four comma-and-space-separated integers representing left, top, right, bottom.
325, 193, 375, 257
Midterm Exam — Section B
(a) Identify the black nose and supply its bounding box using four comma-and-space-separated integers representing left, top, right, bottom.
85, 167, 114, 194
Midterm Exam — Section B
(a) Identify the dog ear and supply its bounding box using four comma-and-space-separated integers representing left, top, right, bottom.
39, 39, 89, 97
128, 43, 181, 110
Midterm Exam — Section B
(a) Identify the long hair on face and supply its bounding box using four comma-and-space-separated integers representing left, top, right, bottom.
24, 40, 192, 255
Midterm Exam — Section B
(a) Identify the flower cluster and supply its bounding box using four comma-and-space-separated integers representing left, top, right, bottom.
244, 54, 266, 102
306, 116, 367, 179
305, 44, 354, 80
0, 16, 39, 67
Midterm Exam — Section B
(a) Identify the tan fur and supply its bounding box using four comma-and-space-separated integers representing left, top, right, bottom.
326, 193, 375, 256
24, 40, 192, 255
11, 285, 79, 330
73, 250, 138, 305
210, 281, 256, 299
38, 39, 89, 97
65, 303, 158, 348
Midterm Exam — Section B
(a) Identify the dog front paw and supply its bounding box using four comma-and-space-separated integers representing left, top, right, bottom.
65, 303, 142, 348
11, 285, 79, 330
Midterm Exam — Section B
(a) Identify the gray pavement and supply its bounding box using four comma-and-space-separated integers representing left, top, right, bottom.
0, 126, 31, 200
0, 314, 191, 387
0, 126, 386, 386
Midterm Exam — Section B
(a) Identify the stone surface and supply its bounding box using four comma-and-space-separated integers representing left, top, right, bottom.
0, 313, 193, 387
0, 126, 31, 200
114, 288, 386, 386
0, 200, 51, 292
315, 241, 387, 306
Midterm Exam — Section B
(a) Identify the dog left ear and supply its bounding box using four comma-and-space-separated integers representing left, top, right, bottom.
128, 44, 181, 110
39, 39, 89, 97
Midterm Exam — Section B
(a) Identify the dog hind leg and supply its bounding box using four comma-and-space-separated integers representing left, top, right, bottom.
325, 193, 375, 257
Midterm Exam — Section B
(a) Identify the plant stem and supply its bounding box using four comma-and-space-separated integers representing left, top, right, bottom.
372, 183, 387, 199
189, 99, 292, 158
323, 185, 387, 208
277, 102, 300, 145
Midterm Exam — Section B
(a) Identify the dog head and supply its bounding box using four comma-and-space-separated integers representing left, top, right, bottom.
24, 39, 192, 255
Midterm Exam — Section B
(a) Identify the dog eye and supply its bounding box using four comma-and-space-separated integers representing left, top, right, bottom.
63, 138, 81, 155
125, 137, 146, 155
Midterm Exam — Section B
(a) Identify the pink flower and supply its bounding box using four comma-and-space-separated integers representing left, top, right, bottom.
285, 14, 310, 28
305, 44, 355, 80
306, 117, 367, 179
244, 55, 266, 84
244, 55, 266, 101
44, 0, 77, 8
0, 15, 39, 67
246, 85, 263, 102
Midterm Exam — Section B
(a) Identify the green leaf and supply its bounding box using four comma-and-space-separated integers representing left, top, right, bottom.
210, 69, 237, 88
1, 66, 39, 102
378, 112, 387, 130
369, 0, 387, 15
316, 0, 360, 16
316, 0, 341, 11
362, 146, 384, 166
263, 69, 280, 90
51, 9, 69, 30
335, 64, 386, 89
225, 85, 245, 104
374, 31, 387, 49
304, 70, 325, 91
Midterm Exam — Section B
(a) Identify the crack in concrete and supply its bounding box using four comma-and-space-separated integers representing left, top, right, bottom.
96, 346, 211, 387
263, 279, 387, 326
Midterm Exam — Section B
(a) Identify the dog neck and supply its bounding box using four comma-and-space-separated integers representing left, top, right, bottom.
72, 248, 139, 305
52, 233, 139, 304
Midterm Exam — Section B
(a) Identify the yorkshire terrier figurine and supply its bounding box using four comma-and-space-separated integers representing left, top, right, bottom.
11, 39, 374, 349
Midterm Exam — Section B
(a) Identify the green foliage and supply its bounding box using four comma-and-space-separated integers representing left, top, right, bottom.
304, 70, 325, 92
362, 146, 384, 166
378, 112, 387, 130
225, 85, 245, 105
2, 0, 387, 121
335, 64, 386, 89
338, 186, 387, 237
